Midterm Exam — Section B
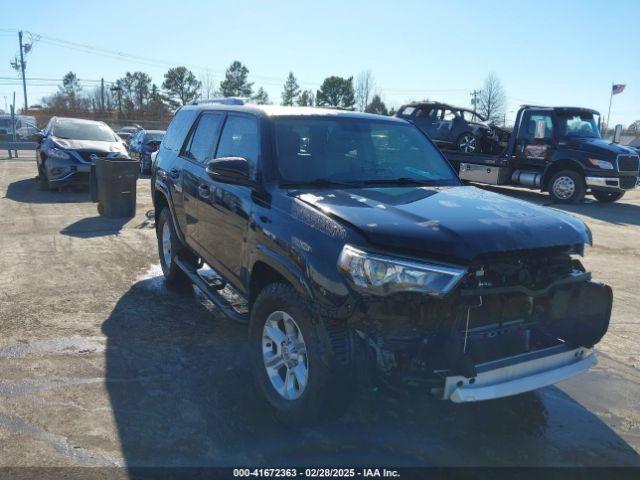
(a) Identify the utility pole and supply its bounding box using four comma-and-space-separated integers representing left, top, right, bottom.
18, 31, 28, 112
100, 78, 105, 114
470, 89, 480, 119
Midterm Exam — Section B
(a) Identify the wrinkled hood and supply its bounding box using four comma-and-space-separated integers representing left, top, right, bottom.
559, 137, 637, 158
52, 137, 127, 155
294, 186, 590, 263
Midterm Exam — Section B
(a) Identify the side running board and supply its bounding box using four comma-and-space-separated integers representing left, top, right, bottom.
174, 257, 249, 324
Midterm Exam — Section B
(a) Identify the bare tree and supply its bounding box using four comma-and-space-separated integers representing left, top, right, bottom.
355, 70, 375, 112
200, 70, 218, 100
477, 73, 506, 124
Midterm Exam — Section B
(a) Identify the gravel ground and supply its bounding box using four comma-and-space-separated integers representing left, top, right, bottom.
0, 152, 638, 469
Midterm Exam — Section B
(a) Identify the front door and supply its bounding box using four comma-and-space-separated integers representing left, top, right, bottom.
515, 110, 556, 170
197, 114, 260, 284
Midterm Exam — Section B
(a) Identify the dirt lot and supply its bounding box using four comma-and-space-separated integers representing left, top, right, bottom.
0, 152, 639, 468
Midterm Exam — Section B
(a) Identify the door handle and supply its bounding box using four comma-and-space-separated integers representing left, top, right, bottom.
198, 184, 210, 198
170, 168, 180, 179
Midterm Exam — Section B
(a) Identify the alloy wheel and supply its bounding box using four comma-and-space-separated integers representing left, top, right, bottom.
458, 134, 477, 153
262, 310, 309, 400
552, 176, 576, 200
161, 222, 172, 268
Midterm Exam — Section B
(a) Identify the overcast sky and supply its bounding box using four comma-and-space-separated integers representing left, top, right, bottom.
1, 0, 638, 126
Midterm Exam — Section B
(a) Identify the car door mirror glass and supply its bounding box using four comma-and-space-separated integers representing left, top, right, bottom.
206, 157, 250, 184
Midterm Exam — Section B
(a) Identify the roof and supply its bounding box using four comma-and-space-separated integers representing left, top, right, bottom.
53, 116, 106, 125
142, 129, 165, 134
520, 105, 600, 115
401, 100, 473, 112
180, 103, 406, 123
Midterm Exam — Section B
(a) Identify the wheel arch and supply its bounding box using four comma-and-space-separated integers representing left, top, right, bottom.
542, 159, 585, 191
153, 185, 187, 245
248, 247, 314, 308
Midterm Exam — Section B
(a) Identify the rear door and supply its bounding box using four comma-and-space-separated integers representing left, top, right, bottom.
177, 112, 225, 255
197, 113, 260, 284
412, 106, 440, 139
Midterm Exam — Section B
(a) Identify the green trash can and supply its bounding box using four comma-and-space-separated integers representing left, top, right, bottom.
91, 157, 139, 218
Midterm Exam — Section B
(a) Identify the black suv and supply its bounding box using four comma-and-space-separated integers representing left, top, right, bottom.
395, 101, 504, 153
152, 104, 611, 423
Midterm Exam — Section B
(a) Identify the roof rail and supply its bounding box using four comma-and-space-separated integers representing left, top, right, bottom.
191, 97, 246, 106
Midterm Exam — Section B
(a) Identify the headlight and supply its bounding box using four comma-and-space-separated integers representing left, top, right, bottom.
587, 158, 614, 170
47, 148, 70, 160
337, 245, 466, 297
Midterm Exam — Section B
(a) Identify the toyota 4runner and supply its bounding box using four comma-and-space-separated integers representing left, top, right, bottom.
152, 103, 611, 423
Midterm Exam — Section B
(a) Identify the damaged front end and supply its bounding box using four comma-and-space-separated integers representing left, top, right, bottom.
341, 245, 612, 402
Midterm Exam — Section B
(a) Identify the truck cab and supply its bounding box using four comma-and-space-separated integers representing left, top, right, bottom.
448, 106, 639, 203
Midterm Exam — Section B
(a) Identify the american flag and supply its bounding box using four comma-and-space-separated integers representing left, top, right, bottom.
612, 84, 626, 95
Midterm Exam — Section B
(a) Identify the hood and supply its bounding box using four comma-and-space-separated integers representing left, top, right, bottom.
559, 137, 637, 158
294, 186, 590, 263
52, 137, 127, 154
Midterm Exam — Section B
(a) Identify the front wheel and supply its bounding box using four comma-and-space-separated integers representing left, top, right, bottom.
456, 133, 478, 153
592, 190, 625, 203
249, 283, 354, 424
548, 170, 585, 204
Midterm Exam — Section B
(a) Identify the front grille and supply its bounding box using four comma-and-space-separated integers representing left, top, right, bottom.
620, 175, 638, 189
617, 155, 639, 173
77, 150, 109, 162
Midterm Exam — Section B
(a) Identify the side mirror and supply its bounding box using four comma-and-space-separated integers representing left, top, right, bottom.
33, 132, 44, 143
613, 124, 623, 144
206, 157, 250, 184
534, 120, 546, 139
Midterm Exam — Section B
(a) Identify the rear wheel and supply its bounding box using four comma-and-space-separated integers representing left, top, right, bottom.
592, 190, 625, 203
456, 133, 478, 153
156, 207, 193, 290
548, 170, 585, 204
249, 283, 354, 424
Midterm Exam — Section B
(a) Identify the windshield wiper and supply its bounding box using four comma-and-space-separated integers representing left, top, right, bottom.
363, 177, 437, 186
281, 178, 361, 188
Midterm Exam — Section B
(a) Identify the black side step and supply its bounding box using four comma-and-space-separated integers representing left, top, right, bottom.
174, 257, 249, 324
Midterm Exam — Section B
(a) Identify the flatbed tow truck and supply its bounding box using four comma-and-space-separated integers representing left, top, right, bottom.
443, 106, 639, 203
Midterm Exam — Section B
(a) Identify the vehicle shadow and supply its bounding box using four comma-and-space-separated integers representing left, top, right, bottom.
477, 185, 640, 227
61, 216, 130, 238
4, 177, 91, 204
102, 275, 640, 468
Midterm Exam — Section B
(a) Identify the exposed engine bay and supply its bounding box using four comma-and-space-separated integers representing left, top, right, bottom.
345, 248, 612, 390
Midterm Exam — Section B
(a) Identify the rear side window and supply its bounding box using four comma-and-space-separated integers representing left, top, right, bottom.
183, 113, 224, 164
162, 109, 199, 152
216, 115, 260, 179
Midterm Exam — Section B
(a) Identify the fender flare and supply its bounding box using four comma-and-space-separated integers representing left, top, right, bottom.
153, 181, 187, 245
541, 159, 585, 190
248, 244, 314, 301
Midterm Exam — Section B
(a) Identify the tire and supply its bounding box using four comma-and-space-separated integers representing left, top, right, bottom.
592, 190, 625, 203
548, 170, 585, 204
456, 133, 478, 153
249, 283, 354, 424
156, 207, 194, 290
38, 164, 50, 191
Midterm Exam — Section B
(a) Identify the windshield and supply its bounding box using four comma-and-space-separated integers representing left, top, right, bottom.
557, 113, 601, 139
53, 120, 116, 142
274, 117, 459, 186
0, 118, 13, 128
144, 133, 164, 142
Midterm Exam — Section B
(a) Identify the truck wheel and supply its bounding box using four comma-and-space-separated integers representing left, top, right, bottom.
249, 283, 354, 424
456, 133, 478, 153
549, 170, 585, 204
592, 191, 625, 203
156, 207, 193, 290
38, 165, 50, 191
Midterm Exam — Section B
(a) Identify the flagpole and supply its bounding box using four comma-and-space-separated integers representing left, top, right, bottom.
606, 82, 614, 136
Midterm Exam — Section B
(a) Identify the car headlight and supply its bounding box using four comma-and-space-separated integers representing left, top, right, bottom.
337, 245, 466, 297
48, 148, 70, 160
587, 158, 614, 170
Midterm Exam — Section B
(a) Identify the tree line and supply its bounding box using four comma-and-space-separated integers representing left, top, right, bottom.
41, 61, 515, 127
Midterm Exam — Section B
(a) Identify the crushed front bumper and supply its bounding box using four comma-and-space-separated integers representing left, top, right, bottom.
443, 345, 595, 402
